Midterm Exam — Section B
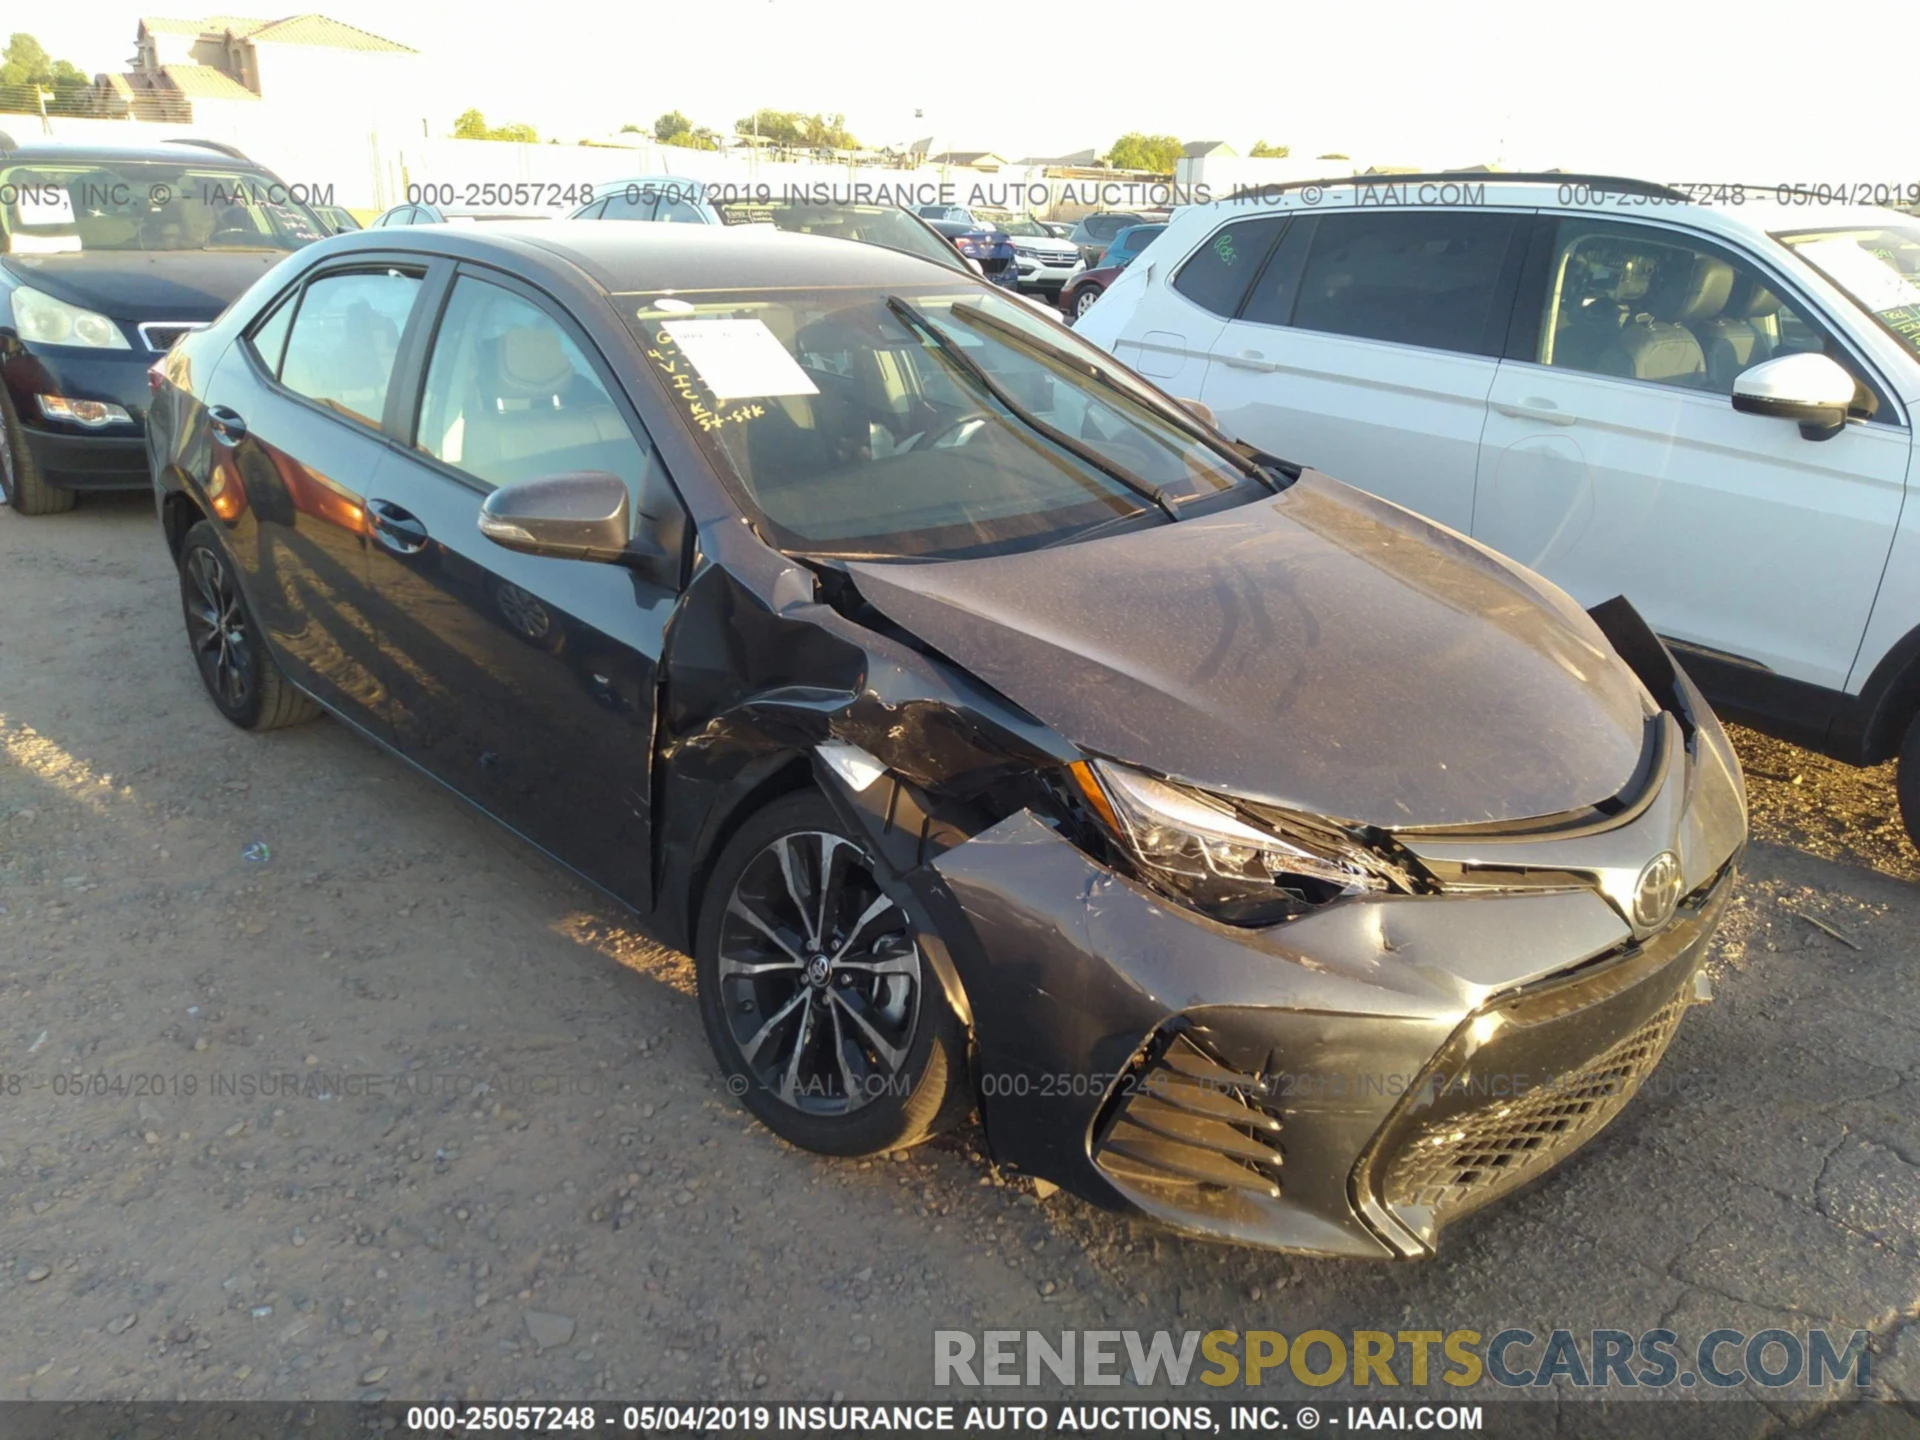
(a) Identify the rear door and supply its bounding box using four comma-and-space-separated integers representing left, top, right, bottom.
1196, 207, 1529, 533
1103, 213, 1283, 390
1473, 215, 1910, 692
358, 266, 686, 907
203, 257, 436, 734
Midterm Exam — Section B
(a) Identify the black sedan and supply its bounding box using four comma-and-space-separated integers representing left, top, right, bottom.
147, 222, 1746, 1256
0, 135, 326, 514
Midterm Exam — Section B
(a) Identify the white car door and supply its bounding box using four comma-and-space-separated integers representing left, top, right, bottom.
1194, 208, 1530, 534
1473, 215, 1909, 692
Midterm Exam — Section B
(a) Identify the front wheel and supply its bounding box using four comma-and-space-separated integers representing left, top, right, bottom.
0, 389, 77, 516
695, 791, 970, 1156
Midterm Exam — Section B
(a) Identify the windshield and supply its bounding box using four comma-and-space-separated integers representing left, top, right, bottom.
999, 217, 1052, 238
1776, 223, 1920, 360
713, 200, 968, 276
624, 285, 1250, 559
0, 161, 325, 254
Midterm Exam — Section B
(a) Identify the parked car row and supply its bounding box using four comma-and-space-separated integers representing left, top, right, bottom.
1060, 222, 1167, 319
4, 136, 1761, 1260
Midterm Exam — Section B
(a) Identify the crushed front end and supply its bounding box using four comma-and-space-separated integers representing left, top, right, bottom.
925, 602, 1746, 1258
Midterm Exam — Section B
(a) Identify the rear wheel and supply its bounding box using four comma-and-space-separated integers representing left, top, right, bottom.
177, 520, 320, 731
1072, 285, 1102, 320
695, 791, 970, 1157
0, 390, 77, 516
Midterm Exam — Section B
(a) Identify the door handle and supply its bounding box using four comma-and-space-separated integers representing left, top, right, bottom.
366, 498, 429, 554
207, 405, 247, 443
1218, 350, 1279, 373
1494, 398, 1578, 426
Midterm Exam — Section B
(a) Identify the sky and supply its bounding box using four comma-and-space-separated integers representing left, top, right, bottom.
23, 0, 1920, 180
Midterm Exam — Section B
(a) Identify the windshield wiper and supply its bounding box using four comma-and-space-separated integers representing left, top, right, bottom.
885, 295, 1179, 520
944, 300, 1294, 492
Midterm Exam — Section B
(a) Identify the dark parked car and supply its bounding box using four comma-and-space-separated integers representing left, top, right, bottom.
926, 217, 1018, 288
1066, 210, 1148, 268
313, 204, 362, 235
1060, 224, 1167, 321
0, 133, 325, 514
148, 222, 1745, 1256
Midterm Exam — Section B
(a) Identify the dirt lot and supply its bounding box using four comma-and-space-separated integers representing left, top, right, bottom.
4, 493, 1920, 1425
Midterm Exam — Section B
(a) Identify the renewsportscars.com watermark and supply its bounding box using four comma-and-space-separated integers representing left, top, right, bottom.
934, 1328, 1871, 1390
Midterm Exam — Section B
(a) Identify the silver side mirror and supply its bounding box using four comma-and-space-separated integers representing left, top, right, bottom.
478, 470, 633, 563
1731, 353, 1855, 441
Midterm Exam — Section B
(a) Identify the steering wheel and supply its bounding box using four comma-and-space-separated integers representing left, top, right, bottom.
917, 409, 996, 451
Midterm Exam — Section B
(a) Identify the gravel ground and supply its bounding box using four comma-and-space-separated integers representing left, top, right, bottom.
3, 493, 1920, 1427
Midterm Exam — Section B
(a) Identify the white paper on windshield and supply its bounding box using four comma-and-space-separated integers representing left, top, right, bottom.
1799, 238, 1920, 313
15, 189, 75, 228
659, 319, 819, 403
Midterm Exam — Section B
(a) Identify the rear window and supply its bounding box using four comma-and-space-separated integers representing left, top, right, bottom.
1172, 216, 1288, 316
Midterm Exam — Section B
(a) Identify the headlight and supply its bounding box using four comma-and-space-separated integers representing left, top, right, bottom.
1070, 760, 1411, 925
10, 285, 131, 349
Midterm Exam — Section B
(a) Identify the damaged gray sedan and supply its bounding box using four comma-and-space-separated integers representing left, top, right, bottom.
148, 224, 1747, 1258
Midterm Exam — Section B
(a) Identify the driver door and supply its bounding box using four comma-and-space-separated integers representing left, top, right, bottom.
359, 268, 685, 907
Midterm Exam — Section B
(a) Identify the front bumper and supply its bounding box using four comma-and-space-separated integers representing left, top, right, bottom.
4, 343, 154, 490
928, 643, 1747, 1257
1013, 254, 1083, 290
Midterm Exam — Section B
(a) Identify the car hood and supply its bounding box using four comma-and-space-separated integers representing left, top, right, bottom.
1, 250, 286, 320
847, 473, 1653, 829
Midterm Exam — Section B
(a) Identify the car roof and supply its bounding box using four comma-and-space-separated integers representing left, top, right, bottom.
1188, 176, 1910, 240
0, 140, 268, 171
322, 220, 980, 293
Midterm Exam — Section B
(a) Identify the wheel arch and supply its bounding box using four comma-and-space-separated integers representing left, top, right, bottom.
1845, 620, 1920, 765
160, 480, 208, 564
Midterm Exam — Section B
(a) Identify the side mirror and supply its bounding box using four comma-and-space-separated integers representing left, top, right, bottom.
1177, 398, 1217, 429
1731, 353, 1855, 441
478, 471, 634, 563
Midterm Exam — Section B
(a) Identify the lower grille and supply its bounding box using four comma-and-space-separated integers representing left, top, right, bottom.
1353, 869, 1731, 1254
1377, 991, 1690, 1227
1093, 1027, 1284, 1200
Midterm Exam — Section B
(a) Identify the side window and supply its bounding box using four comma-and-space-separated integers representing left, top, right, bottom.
415, 276, 674, 516
1172, 216, 1287, 317
1536, 219, 1836, 396
599, 187, 659, 222
277, 267, 423, 427
246, 290, 297, 375
654, 192, 704, 224
574, 198, 608, 221
1287, 211, 1518, 355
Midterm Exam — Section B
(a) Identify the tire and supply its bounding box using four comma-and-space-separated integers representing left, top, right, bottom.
1073, 285, 1102, 320
177, 520, 320, 731
0, 389, 77, 516
1897, 712, 1920, 851
695, 790, 971, 1157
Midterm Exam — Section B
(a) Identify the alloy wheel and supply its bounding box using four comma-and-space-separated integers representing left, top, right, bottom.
715, 830, 922, 1116
184, 546, 253, 710
1075, 288, 1101, 318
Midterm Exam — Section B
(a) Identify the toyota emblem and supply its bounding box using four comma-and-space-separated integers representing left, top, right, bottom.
1632, 851, 1684, 930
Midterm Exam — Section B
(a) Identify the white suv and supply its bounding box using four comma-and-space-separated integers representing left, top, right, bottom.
1075, 176, 1920, 840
